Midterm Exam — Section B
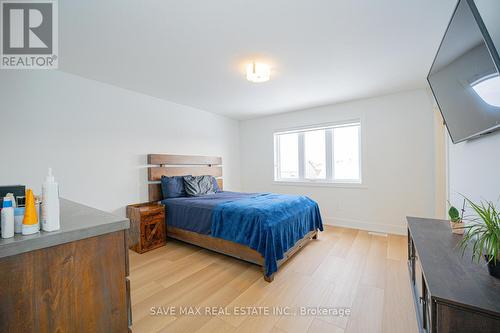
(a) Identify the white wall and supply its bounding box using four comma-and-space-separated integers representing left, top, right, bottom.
448, 130, 500, 207
433, 104, 447, 219
0, 71, 240, 216
0, 70, 450, 234
240, 89, 442, 235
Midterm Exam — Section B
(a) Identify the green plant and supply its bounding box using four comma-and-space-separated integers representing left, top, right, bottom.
448, 206, 461, 222
448, 199, 465, 223
459, 198, 500, 266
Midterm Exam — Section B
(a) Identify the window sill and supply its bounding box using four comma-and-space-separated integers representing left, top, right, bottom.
272, 180, 367, 189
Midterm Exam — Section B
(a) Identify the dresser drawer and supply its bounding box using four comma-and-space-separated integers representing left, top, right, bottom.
436, 303, 500, 333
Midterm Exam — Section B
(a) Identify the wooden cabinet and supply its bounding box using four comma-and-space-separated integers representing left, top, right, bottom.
126, 202, 166, 253
408, 234, 432, 331
407, 217, 500, 333
0, 230, 131, 333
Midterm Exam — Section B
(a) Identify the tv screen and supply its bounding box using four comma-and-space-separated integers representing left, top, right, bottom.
428, 0, 500, 143
473, 0, 500, 58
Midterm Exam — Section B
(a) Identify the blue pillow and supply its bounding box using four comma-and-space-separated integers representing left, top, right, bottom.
160, 175, 188, 199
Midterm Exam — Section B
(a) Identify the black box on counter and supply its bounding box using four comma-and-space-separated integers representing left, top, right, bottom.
0, 185, 26, 207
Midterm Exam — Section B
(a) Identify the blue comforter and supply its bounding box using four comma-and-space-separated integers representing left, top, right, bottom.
211, 193, 323, 276
161, 191, 323, 277
161, 192, 258, 234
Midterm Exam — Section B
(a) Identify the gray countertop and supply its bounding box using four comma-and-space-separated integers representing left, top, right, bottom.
0, 199, 129, 259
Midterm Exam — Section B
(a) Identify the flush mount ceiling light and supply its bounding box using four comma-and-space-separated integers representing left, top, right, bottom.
246, 62, 271, 83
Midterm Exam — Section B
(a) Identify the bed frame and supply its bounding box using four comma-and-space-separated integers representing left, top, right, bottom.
147, 154, 318, 282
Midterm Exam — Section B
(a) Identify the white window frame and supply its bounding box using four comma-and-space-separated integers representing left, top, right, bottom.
273, 120, 363, 186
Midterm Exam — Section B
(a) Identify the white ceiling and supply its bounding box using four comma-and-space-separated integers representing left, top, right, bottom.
59, 0, 457, 119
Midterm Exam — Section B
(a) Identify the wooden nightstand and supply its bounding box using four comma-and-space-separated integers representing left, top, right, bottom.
126, 202, 166, 253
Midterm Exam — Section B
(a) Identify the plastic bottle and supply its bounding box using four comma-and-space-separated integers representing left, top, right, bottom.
5, 193, 16, 208
41, 168, 60, 232
14, 207, 24, 233
1, 198, 15, 238
22, 189, 39, 235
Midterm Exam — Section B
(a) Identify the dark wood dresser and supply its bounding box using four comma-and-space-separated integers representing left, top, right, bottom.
0, 199, 131, 333
407, 217, 500, 333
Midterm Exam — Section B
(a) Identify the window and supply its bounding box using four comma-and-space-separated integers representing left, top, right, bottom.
333, 125, 360, 180
274, 122, 361, 184
304, 129, 326, 179
277, 132, 299, 179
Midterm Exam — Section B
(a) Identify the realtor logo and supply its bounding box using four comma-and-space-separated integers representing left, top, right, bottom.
1, 0, 58, 69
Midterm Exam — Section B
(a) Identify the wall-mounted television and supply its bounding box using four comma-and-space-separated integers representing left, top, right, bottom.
428, 0, 500, 144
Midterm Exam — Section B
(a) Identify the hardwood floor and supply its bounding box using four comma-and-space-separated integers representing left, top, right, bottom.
129, 226, 418, 333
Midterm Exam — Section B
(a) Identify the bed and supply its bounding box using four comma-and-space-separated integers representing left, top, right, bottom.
147, 154, 323, 282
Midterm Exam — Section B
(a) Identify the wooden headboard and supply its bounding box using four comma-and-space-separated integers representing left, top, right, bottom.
147, 154, 223, 202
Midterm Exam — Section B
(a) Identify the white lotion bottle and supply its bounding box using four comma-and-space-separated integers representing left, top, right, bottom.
1, 198, 15, 238
42, 168, 60, 232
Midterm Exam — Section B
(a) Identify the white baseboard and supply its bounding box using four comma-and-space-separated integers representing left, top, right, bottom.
323, 217, 407, 236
